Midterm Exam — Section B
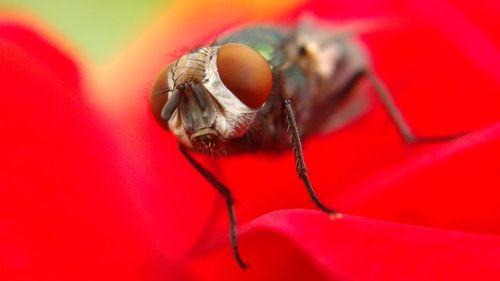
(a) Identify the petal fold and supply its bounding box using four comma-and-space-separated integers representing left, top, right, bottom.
192, 210, 500, 281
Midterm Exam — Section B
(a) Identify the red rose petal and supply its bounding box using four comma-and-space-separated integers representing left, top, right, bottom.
451, 0, 500, 48
0, 23, 164, 280
4, 0, 500, 279
191, 209, 500, 281
335, 122, 500, 234
0, 20, 228, 280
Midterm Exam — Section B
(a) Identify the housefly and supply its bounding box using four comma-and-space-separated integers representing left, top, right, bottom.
150, 18, 457, 269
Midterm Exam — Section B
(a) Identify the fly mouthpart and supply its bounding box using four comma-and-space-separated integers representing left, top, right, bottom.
191, 128, 220, 150
190, 82, 208, 111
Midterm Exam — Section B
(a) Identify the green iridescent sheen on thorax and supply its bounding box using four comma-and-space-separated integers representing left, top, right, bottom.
214, 26, 286, 69
253, 42, 274, 62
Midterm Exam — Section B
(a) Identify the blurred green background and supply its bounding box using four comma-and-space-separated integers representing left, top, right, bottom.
2, 0, 170, 63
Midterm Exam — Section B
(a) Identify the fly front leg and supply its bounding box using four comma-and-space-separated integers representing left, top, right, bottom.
364, 70, 465, 143
282, 98, 339, 216
178, 145, 248, 270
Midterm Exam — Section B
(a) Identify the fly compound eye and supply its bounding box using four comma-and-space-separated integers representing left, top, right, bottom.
217, 43, 273, 108
150, 67, 172, 131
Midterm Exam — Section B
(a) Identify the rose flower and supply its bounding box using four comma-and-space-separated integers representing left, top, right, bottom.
1, 0, 500, 280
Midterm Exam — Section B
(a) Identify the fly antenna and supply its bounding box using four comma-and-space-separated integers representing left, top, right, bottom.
161, 88, 182, 121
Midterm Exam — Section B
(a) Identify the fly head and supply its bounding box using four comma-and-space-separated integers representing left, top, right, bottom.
150, 43, 273, 155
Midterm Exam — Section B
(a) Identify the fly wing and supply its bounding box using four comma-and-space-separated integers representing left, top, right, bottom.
281, 18, 371, 137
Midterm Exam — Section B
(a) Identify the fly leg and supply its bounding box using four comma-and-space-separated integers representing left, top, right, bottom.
282, 98, 339, 216
179, 145, 248, 269
365, 70, 464, 143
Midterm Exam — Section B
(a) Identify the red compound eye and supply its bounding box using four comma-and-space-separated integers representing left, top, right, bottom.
150, 67, 171, 131
217, 43, 273, 108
